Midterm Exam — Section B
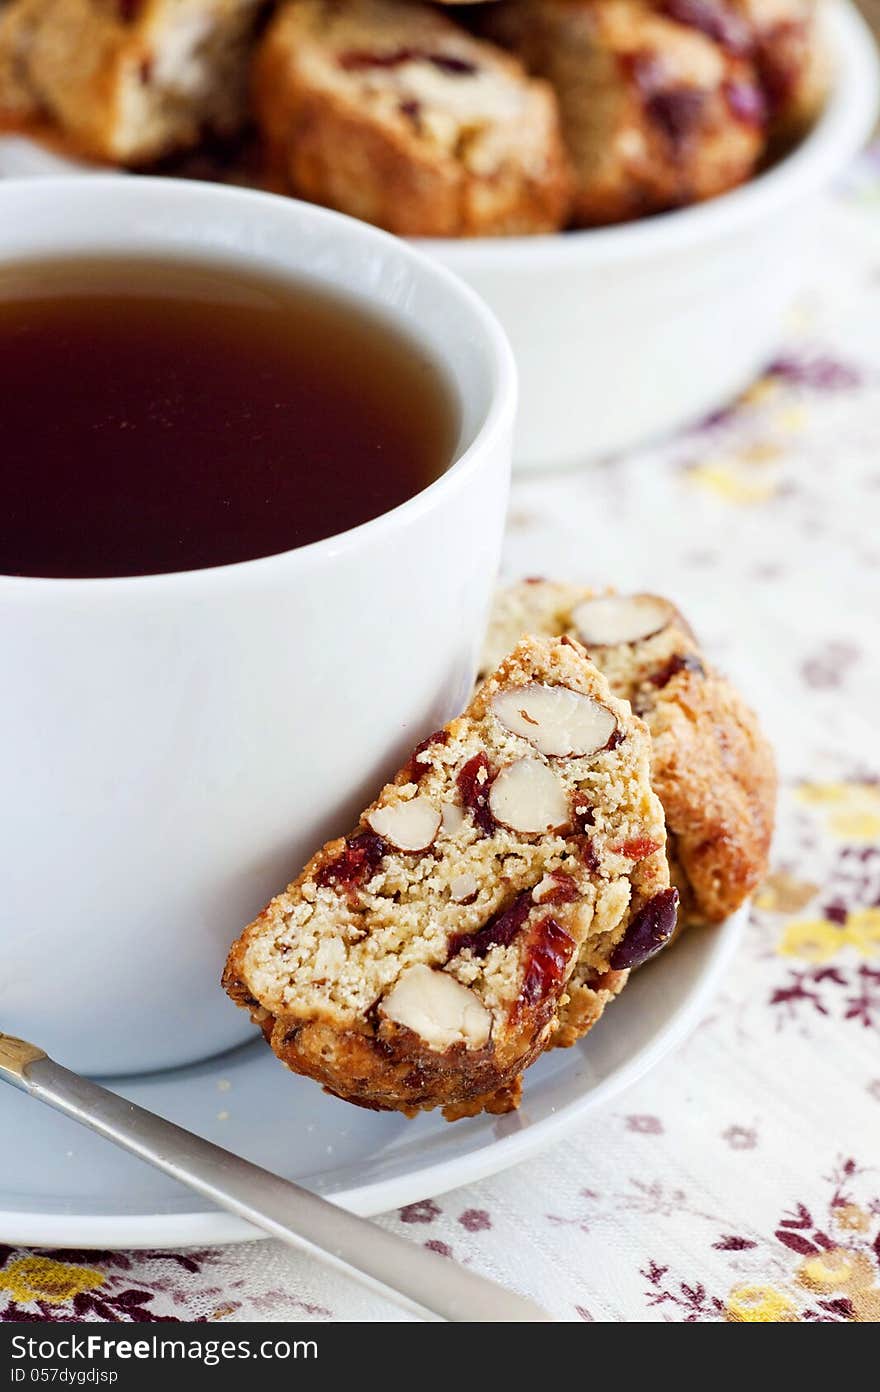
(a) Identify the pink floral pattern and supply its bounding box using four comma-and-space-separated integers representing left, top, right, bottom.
3, 147, 880, 1324
640, 1158, 880, 1322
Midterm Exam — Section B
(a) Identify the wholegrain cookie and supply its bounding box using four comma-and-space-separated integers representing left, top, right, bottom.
251, 0, 573, 237
0, 0, 263, 163
649, 0, 827, 145
728, 0, 826, 144
224, 636, 676, 1120
482, 582, 776, 924
481, 0, 766, 225
0, 0, 47, 121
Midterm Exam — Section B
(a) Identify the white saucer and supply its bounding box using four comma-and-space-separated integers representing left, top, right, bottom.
1, 909, 743, 1249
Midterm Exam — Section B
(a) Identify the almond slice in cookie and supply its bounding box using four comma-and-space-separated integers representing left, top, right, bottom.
380, 964, 491, 1050
367, 796, 441, 852
488, 758, 570, 834
571, 594, 674, 647
491, 682, 618, 757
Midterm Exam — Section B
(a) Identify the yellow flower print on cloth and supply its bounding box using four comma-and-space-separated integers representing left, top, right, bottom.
780, 908, 880, 962
754, 871, 818, 915
846, 909, 880, 956
831, 1203, 873, 1234
778, 919, 848, 963
683, 367, 811, 506
0, 1255, 105, 1306
795, 782, 880, 841
725, 1283, 799, 1322
795, 1246, 880, 1319
686, 461, 779, 506
795, 1247, 874, 1294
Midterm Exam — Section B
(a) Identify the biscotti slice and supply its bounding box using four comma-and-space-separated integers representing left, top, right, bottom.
482, 582, 776, 924
729, 0, 826, 144
481, 0, 766, 225
251, 0, 573, 236
224, 636, 675, 1119
654, 0, 826, 145
0, 0, 49, 121
0, 0, 263, 163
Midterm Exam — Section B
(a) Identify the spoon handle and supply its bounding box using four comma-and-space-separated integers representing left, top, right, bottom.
0, 1033, 552, 1323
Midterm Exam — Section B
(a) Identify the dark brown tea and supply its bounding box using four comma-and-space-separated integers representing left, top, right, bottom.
0, 258, 458, 578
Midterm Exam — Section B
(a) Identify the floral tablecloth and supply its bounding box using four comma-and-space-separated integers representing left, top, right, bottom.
3, 150, 880, 1325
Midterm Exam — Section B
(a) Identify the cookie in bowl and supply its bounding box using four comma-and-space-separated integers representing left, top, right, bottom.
482, 583, 776, 924
224, 636, 676, 1119
481, 0, 768, 224
655, 0, 827, 144
251, 0, 573, 236
0, 0, 264, 162
730, 0, 827, 143
0, 0, 45, 120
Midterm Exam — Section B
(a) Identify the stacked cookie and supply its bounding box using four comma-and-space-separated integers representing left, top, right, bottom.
0, 0, 265, 164
483, 583, 776, 924
0, 0, 826, 231
225, 590, 774, 1119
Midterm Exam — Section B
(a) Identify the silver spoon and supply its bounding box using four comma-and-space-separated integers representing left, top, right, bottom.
0, 1032, 552, 1323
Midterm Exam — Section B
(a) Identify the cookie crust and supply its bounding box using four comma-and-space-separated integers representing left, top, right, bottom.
251, 0, 573, 236
482, 0, 766, 226
224, 636, 673, 1117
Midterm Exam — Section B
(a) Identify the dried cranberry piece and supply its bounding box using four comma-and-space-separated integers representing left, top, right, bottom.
662, 0, 752, 55
520, 916, 575, 1007
315, 829, 387, 890
615, 836, 662, 861
571, 795, 599, 871
629, 52, 662, 92
646, 87, 708, 149
405, 728, 449, 783
629, 57, 708, 149
456, 753, 496, 835
339, 47, 476, 76
538, 871, 580, 905
755, 25, 804, 113
610, 888, 680, 969
577, 837, 600, 874
649, 652, 706, 688
571, 797, 595, 833
724, 79, 767, 128
340, 46, 416, 70
427, 53, 477, 75
450, 890, 532, 960
117, 0, 142, 18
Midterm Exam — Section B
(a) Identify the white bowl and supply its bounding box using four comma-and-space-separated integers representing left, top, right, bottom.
1, 1, 873, 472
0, 177, 515, 1077
420, 0, 879, 471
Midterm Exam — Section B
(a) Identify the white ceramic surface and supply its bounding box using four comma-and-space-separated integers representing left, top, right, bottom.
0, 178, 515, 1077
422, 0, 880, 470
0, 905, 743, 1249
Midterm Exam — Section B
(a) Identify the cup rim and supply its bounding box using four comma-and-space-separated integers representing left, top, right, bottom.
416, 0, 879, 270
0, 176, 516, 593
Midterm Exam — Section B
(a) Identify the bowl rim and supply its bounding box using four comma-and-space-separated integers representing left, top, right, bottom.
0, 177, 516, 594
416, 0, 880, 269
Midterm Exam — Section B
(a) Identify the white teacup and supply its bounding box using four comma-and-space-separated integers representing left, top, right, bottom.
0, 177, 515, 1077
